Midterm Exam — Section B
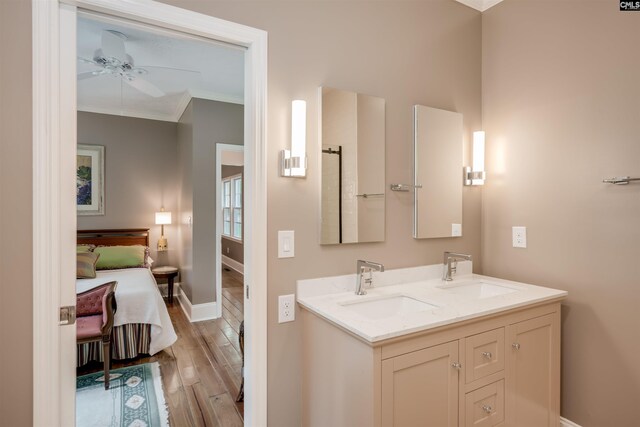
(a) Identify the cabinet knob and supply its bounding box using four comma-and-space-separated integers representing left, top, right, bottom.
512, 342, 521, 350
481, 351, 492, 359
451, 362, 462, 369
482, 404, 493, 414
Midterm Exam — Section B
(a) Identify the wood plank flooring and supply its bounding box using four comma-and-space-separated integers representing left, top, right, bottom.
77, 268, 245, 427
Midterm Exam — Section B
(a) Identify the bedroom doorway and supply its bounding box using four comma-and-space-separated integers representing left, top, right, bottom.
33, 1, 267, 426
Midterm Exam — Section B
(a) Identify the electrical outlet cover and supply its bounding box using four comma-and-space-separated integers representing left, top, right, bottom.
278, 294, 296, 323
512, 226, 527, 248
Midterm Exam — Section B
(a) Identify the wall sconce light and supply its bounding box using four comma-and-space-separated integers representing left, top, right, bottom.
280, 100, 307, 177
155, 209, 172, 251
464, 131, 486, 186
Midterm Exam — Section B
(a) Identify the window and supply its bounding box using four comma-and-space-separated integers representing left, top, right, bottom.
222, 174, 242, 241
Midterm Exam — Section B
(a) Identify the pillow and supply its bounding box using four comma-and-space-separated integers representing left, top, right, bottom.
94, 245, 147, 270
77, 252, 100, 279
77, 244, 95, 253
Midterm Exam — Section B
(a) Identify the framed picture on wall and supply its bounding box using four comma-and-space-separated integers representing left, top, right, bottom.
77, 144, 105, 216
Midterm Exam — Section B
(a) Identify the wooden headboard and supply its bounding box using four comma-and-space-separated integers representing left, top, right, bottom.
77, 228, 150, 247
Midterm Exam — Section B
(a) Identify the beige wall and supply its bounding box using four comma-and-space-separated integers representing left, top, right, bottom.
162, 1, 482, 425
77, 112, 179, 266
0, 0, 33, 425
482, 1, 640, 425
1, 1, 482, 425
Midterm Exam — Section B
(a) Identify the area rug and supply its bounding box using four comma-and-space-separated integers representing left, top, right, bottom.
76, 362, 169, 427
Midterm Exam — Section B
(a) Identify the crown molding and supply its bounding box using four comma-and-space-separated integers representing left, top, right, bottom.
455, 0, 504, 12
78, 89, 244, 123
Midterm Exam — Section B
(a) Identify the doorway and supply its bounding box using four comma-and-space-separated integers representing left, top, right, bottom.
32, 1, 267, 426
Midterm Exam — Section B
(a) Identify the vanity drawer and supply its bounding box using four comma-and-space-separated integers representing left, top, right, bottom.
465, 328, 505, 384
465, 379, 505, 427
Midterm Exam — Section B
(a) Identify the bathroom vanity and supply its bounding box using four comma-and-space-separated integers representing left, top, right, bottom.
297, 263, 567, 427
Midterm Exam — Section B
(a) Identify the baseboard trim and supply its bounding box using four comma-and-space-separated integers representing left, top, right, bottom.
222, 255, 244, 275
174, 283, 218, 322
561, 417, 582, 427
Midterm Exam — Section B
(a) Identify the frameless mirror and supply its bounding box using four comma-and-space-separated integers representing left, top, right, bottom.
320, 87, 385, 245
413, 105, 463, 239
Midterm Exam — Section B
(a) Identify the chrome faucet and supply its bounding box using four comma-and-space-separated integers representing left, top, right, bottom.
442, 252, 472, 281
355, 260, 385, 295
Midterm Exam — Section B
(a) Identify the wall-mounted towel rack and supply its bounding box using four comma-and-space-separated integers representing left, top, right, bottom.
355, 193, 385, 198
389, 184, 423, 192
602, 176, 640, 185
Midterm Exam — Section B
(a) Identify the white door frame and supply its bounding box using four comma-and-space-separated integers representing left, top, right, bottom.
216, 143, 245, 319
32, 1, 268, 426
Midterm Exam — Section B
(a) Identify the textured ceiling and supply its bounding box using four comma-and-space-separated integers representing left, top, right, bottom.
77, 13, 245, 122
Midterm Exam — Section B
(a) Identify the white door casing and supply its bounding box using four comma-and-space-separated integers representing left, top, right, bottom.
32, 1, 268, 425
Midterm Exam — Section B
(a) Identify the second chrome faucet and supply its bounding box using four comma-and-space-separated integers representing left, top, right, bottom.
355, 260, 385, 295
442, 251, 472, 281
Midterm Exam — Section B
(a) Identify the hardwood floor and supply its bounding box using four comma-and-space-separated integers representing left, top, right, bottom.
77, 268, 245, 427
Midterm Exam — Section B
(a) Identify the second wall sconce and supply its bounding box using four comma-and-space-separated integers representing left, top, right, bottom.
280, 100, 307, 178
464, 131, 486, 186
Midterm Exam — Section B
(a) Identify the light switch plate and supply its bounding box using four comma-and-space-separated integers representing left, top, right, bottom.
278, 230, 295, 258
512, 226, 527, 248
451, 223, 462, 237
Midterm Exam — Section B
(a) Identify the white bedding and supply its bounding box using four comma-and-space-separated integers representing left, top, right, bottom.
76, 268, 177, 355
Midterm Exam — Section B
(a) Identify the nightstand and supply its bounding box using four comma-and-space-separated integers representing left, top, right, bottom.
151, 266, 179, 303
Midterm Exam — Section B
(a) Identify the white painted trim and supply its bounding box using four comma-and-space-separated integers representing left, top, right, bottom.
173, 91, 194, 122
189, 89, 244, 106
216, 142, 244, 321
35, 1, 268, 426
77, 88, 244, 123
222, 255, 245, 275
176, 285, 218, 323
76, 104, 179, 123
33, 1, 63, 425
454, 0, 504, 12
561, 417, 583, 427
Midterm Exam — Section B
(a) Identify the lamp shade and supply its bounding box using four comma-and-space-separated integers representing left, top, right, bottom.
155, 211, 172, 225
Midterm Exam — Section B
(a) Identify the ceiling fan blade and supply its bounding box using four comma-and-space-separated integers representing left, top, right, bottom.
124, 77, 165, 98
139, 65, 201, 75
77, 56, 98, 66
101, 30, 126, 62
77, 71, 100, 80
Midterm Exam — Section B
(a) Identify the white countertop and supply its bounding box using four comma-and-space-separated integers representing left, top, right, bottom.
296, 262, 567, 343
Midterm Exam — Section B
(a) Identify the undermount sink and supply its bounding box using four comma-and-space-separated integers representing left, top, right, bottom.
340, 295, 438, 320
439, 280, 519, 299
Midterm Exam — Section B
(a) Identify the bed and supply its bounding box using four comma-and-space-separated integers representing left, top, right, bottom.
76, 228, 177, 366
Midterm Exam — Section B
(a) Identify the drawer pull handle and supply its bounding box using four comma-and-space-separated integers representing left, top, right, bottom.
451, 362, 462, 369
481, 351, 492, 359
482, 404, 493, 414
512, 342, 521, 350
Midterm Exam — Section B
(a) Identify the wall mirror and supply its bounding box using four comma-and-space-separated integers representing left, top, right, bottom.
414, 105, 463, 239
320, 87, 386, 245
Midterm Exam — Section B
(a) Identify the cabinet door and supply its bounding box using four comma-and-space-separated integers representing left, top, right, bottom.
381, 341, 459, 427
506, 314, 560, 427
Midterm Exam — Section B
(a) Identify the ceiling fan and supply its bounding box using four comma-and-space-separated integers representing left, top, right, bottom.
78, 30, 196, 98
